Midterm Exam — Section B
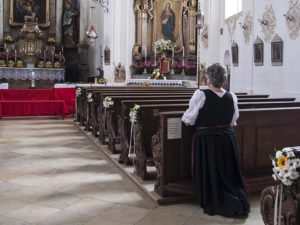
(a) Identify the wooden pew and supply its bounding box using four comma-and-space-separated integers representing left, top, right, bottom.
152, 107, 300, 199
99, 93, 276, 152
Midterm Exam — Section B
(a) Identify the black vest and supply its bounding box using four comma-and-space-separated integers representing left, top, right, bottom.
196, 89, 235, 127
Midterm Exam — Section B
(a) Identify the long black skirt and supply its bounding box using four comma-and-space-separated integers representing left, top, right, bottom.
193, 127, 250, 217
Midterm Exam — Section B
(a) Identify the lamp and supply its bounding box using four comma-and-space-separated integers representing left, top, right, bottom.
239, 22, 248, 30
86, 4, 98, 44
196, 1, 204, 88
224, 50, 231, 91
283, 14, 294, 22
92, 0, 109, 13
258, 19, 268, 26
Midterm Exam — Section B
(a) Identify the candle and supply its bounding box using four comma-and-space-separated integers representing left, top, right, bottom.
14, 49, 17, 62
62, 46, 64, 53
154, 47, 157, 66
31, 72, 35, 88
144, 47, 147, 58
172, 47, 174, 65
4, 43, 6, 50
182, 46, 185, 58
12, 45, 15, 50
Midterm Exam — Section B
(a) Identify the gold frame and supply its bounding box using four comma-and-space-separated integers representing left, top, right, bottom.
9, 0, 50, 28
152, 0, 184, 53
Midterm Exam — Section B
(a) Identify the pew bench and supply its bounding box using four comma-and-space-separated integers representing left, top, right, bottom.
152, 107, 300, 199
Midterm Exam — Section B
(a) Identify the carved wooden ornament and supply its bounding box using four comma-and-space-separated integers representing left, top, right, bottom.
242, 11, 253, 44
225, 12, 243, 42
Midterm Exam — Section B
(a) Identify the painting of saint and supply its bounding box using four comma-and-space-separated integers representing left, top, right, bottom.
9, 0, 50, 27
160, 3, 175, 42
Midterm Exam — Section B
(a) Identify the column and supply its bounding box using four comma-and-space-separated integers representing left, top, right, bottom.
56, 0, 64, 43
0, 0, 3, 41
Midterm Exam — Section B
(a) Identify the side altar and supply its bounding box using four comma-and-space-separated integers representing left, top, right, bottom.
0, 20, 65, 88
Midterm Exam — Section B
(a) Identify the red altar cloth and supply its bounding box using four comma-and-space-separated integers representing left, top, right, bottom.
0, 88, 76, 117
53, 88, 76, 115
0, 100, 65, 117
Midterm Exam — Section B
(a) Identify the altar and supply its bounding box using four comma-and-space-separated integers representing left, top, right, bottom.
0, 67, 64, 88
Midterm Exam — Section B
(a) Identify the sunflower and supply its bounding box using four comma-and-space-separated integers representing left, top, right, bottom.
277, 155, 287, 169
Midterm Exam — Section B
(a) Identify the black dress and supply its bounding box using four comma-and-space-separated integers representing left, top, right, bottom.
193, 89, 250, 217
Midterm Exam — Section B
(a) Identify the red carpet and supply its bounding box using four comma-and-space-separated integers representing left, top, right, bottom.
0, 88, 76, 118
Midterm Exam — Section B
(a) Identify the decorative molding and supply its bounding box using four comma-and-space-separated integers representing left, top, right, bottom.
284, 0, 300, 40
240, 11, 253, 44
259, 4, 277, 42
201, 24, 208, 48
225, 12, 243, 42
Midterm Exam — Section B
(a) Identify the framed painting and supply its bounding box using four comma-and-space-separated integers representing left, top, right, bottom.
152, 0, 184, 53
231, 42, 239, 67
104, 47, 110, 65
271, 34, 283, 66
9, 0, 50, 27
254, 37, 264, 66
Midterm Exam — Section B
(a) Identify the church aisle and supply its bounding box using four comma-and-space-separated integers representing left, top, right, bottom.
0, 118, 263, 225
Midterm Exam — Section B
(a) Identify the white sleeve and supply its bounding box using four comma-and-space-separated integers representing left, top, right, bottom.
182, 90, 206, 126
230, 92, 239, 126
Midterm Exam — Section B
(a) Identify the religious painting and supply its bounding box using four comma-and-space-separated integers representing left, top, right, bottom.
254, 37, 264, 66
104, 47, 110, 65
231, 42, 239, 67
9, 0, 50, 27
153, 0, 184, 53
271, 34, 283, 66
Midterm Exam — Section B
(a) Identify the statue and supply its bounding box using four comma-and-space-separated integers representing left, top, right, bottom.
114, 63, 126, 83
159, 53, 170, 74
62, 1, 78, 45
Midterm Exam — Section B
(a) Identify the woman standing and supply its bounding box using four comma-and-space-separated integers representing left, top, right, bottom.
182, 63, 250, 217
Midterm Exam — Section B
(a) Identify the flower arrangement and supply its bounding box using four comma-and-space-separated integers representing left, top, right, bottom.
103, 96, 114, 109
272, 147, 300, 186
4, 35, 13, 43
16, 60, 25, 68
54, 62, 62, 68
37, 61, 45, 68
87, 93, 93, 103
0, 60, 6, 67
150, 69, 166, 80
76, 88, 82, 97
7, 60, 14, 67
142, 81, 150, 87
98, 78, 108, 85
155, 39, 174, 52
45, 61, 53, 68
129, 104, 141, 124
47, 38, 56, 45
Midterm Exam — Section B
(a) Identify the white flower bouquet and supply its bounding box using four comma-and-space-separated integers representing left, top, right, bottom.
103, 96, 114, 108
272, 147, 300, 186
76, 88, 82, 97
129, 104, 140, 124
150, 69, 166, 80
87, 93, 93, 102
155, 39, 174, 51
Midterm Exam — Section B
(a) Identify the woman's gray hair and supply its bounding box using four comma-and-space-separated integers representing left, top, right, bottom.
206, 63, 227, 88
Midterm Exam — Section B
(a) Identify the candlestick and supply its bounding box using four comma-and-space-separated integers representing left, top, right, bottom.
6, 49, 8, 61
14, 49, 17, 63
154, 48, 157, 67
172, 47, 174, 65
31, 72, 35, 88
43, 50, 46, 62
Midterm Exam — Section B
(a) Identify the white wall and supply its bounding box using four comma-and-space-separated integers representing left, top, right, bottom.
86, 0, 135, 82
220, 0, 300, 99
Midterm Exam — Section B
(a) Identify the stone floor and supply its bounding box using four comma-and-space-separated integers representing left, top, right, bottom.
0, 118, 265, 225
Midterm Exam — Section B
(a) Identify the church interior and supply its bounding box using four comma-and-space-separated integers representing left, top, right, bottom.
0, 0, 300, 224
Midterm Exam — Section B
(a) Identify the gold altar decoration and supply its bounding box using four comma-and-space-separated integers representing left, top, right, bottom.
9, 0, 50, 28
132, 0, 194, 59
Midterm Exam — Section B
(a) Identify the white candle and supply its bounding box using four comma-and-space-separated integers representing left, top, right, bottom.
182, 46, 185, 58
12, 45, 15, 50
62, 46, 64, 53
154, 48, 157, 66
4, 43, 6, 50
144, 47, 147, 58
31, 72, 35, 88
172, 47, 174, 65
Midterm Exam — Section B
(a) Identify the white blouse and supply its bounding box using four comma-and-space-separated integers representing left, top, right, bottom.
181, 89, 239, 126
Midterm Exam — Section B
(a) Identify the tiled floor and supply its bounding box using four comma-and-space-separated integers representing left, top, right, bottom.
0, 118, 265, 225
